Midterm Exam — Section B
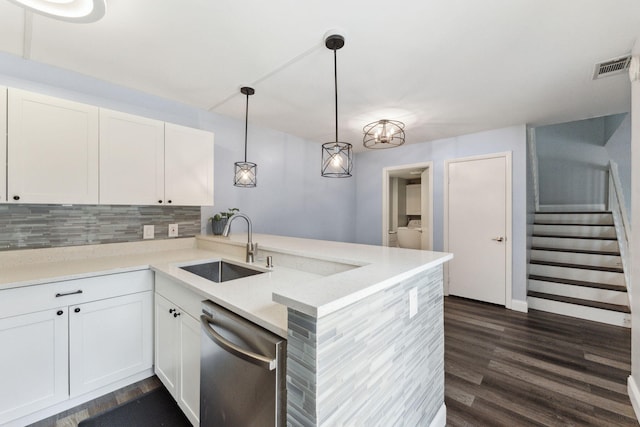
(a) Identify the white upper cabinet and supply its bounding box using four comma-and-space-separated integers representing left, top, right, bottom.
406, 184, 421, 215
7, 89, 99, 204
0, 87, 6, 203
165, 123, 214, 206
99, 109, 165, 205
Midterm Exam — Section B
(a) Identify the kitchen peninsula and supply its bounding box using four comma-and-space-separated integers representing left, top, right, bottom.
0, 234, 451, 427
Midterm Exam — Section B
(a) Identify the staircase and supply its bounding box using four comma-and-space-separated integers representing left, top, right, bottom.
527, 211, 630, 327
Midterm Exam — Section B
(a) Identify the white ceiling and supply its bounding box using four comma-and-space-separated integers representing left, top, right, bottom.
1, 0, 639, 151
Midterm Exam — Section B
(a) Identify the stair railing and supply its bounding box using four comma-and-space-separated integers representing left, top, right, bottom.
608, 160, 631, 300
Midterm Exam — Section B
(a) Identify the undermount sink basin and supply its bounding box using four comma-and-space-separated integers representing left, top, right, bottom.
180, 260, 265, 283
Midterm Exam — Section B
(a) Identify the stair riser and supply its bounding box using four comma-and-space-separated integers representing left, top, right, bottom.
527, 297, 630, 327
529, 264, 624, 286
530, 250, 622, 269
532, 236, 619, 253
534, 213, 613, 225
528, 279, 628, 306
533, 224, 616, 238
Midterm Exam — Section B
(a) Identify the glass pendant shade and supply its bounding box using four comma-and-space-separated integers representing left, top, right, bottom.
321, 33, 353, 178
363, 119, 405, 149
234, 161, 257, 187
234, 87, 257, 188
321, 142, 352, 177
8, 0, 106, 22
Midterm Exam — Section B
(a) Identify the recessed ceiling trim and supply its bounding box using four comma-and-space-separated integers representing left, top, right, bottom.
593, 55, 632, 80
22, 10, 33, 59
7, 0, 106, 23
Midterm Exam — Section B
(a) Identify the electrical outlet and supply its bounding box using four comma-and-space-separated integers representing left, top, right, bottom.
409, 287, 418, 318
143, 225, 154, 239
168, 223, 179, 237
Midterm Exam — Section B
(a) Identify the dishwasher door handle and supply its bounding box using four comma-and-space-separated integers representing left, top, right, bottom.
201, 314, 276, 371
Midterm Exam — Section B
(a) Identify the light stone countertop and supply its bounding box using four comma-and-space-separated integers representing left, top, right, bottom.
0, 234, 452, 338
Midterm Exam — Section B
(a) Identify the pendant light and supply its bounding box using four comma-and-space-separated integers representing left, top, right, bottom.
234, 87, 257, 188
321, 33, 353, 178
363, 119, 406, 149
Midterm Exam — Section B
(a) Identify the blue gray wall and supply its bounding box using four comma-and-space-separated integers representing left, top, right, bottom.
353, 125, 528, 301
0, 52, 357, 244
535, 114, 630, 211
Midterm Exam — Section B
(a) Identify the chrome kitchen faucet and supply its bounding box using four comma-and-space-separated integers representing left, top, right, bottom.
222, 213, 257, 263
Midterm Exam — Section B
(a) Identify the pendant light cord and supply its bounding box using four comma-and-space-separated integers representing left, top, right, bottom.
333, 47, 338, 144
244, 91, 249, 162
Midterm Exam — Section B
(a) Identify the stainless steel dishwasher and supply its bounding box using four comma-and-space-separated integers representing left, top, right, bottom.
200, 301, 287, 427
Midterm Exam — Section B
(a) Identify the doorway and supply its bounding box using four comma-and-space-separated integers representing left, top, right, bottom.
444, 152, 512, 307
382, 162, 433, 250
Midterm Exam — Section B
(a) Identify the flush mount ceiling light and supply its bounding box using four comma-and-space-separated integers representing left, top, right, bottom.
7, 0, 106, 22
321, 33, 353, 178
234, 86, 257, 188
363, 119, 405, 149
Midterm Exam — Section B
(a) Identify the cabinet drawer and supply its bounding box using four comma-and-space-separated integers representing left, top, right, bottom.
0, 270, 153, 319
155, 273, 204, 319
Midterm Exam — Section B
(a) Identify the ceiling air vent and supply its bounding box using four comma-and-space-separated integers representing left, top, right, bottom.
593, 55, 632, 79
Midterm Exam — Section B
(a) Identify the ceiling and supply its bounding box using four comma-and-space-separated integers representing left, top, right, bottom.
1, 0, 639, 152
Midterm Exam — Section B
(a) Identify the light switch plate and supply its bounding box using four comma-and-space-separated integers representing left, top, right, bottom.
168, 223, 178, 237
409, 287, 418, 318
143, 225, 154, 239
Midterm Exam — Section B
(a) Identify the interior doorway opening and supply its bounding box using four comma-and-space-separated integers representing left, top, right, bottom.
382, 162, 433, 250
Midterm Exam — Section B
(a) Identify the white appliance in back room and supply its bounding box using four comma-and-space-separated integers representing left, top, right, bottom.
397, 219, 422, 249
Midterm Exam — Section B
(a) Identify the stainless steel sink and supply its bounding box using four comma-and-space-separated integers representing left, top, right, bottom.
180, 260, 264, 283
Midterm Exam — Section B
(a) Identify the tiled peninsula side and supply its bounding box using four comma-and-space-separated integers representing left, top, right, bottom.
286, 265, 445, 427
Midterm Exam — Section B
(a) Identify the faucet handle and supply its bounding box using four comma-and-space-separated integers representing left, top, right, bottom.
266, 256, 273, 269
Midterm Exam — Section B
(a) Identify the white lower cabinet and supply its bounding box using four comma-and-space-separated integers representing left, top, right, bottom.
0, 270, 153, 426
155, 274, 202, 426
0, 308, 69, 424
69, 292, 153, 397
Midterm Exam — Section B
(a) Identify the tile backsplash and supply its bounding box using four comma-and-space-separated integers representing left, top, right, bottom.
0, 204, 201, 251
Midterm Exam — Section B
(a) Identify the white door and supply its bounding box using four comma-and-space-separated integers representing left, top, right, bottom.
7, 89, 99, 204
69, 292, 153, 397
155, 293, 180, 396
164, 123, 214, 206
420, 168, 430, 250
99, 109, 165, 205
0, 308, 69, 425
178, 312, 201, 426
447, 154, 509, 305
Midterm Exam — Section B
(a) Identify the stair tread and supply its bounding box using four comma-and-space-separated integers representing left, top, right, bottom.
528, 274, 627, 292
529, 259, 623, 273
532, 234, 618, 241
535, 211, 612, 215
531, 246, 621, 256
534, 222, 614, 227
527, 291, 630, 313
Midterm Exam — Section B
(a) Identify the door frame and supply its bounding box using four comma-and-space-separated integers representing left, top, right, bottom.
382, 161, 434, 249
443, 152, 513, 309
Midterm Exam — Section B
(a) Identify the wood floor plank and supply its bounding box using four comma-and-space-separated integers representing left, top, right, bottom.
445, 296, 638, 426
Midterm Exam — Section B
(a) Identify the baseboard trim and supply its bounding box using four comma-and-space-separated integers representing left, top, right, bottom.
628, 375, 640, 423
429, 403, 447, 427
511, 299, 528, 313
538, 204, 607, 212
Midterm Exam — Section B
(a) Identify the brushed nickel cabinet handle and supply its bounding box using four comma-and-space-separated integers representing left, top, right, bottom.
55, 290, 83, 298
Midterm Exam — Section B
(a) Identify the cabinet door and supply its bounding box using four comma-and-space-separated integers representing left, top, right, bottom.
155, 293, 180, 396
69, 291, 153, 397
179, 312, 201, 426
406, 184, 421, 215
0, 87, 6, 203
99, 109, 165, 205
7, 89, 99, 204
165, 123, 214, 206
0, 308, 69, 425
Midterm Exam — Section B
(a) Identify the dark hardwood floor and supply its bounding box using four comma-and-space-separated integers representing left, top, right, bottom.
28, 376, 162, 427
445, 296, 638, 426
28, 296, 638, 426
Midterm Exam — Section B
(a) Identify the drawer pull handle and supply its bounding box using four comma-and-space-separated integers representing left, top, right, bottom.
55, 290, 83, 298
